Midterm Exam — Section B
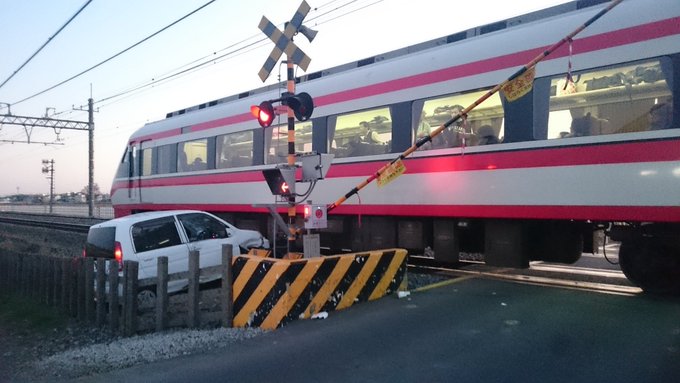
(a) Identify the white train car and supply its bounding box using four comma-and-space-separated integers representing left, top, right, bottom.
111, 0, 680, 293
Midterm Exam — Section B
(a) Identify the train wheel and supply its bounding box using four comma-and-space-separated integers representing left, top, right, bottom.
619, 237, 680, 294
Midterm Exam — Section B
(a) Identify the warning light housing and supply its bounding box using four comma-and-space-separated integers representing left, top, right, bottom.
251, 101, 276, 127
262, 167, 296, 197
284, 92, 314, 122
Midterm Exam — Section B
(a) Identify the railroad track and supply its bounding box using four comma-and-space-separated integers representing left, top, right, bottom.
0, 212, 99, 233
408, 255, 642, 296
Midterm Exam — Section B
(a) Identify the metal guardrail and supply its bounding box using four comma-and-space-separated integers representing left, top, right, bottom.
0, 203, 114, 219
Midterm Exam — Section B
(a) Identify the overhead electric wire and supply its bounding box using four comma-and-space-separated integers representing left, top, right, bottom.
94, 0, 382, 108
11, 0, 217, 107
0, 0, 94, 91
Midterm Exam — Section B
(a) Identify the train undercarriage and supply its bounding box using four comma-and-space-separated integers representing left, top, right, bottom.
218, 211, 680, 295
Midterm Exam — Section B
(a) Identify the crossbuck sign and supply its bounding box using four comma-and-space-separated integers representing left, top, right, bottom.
257, 1, 312, 82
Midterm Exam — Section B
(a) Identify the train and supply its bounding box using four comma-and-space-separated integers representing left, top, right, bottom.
111, 0, 680, 293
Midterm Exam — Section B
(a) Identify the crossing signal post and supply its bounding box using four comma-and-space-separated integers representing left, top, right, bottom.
255, 1, 317, 257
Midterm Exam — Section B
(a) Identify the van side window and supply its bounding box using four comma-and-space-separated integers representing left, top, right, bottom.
178, 213, 228, 242
131, 217, 182, 253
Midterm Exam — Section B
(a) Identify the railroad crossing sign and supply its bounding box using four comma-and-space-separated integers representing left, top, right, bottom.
257, 1, 312, 82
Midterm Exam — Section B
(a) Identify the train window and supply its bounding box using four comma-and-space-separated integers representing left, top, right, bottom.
178, 139, 208, 172
328, 107, 392, 158
141, 148, 153, 176
131, 146, 139, 178
155, 144, 177, 174
546, 58, 673, 139
216, 130, 254, 169
413, 89, 504, 149
265, 121, 313, 164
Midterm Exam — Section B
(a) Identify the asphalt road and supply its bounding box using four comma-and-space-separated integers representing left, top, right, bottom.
79, 277, 680, 383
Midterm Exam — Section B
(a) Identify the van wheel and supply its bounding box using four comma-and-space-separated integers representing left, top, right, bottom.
137, 288, 157, 310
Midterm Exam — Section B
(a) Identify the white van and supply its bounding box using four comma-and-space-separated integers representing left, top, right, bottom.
84, 210, 269, 304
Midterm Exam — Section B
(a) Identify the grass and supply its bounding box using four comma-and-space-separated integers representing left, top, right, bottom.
0, 291, 69, 333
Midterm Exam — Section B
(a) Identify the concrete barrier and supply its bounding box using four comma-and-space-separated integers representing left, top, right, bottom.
234, 248, 408, 329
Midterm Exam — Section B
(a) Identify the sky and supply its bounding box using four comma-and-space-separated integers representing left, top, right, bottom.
0, 0, 571, 197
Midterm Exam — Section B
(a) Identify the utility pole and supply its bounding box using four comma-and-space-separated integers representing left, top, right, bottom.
88, 98, 94, 216
1, 98, 96, 217
41, 159, 55, 214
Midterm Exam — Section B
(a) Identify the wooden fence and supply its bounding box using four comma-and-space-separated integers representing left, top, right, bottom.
0, 246, 234, 336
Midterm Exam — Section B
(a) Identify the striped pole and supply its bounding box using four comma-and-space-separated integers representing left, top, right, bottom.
327, 0, 624, 212
287, 58, 297, 254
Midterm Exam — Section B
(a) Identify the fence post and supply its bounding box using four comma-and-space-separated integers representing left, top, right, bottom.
77, 258, 86, 321
15, 255, 22, 295
69, 259, 78, 317
156, 256, 169, 332
84, 257, 95, 321
221, 244, 234, 328
46, 257, 54, 305
0, 256, 5, 291
95, 258, 106, 326
108, 260, 119, 331
122, 261, 138, 337
188, 250, 200, 328
51, 257, 60, 306
32, 255, 40, 300
61, 258, 71, 314
39, 256, 47, 304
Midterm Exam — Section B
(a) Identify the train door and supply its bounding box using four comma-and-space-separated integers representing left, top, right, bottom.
138, 139, 151, 204
126, 142, 140, 205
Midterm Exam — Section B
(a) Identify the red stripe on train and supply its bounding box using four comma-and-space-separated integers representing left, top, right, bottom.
112, 203, 680, 222
111, 138, 680, 193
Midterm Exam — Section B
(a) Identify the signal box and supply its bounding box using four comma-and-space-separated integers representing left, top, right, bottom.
304, 204, 327, 229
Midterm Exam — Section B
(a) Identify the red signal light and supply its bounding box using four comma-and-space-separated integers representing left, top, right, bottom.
250, 101, 275, 128
280, 182, 289, 194
114, 241, 123, 271
303, 205, 311, 219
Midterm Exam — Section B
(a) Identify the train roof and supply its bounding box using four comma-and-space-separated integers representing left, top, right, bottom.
163, 0, 610, 119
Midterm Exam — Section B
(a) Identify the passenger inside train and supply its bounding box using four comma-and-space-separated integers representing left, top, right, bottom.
649, 102, 673, 130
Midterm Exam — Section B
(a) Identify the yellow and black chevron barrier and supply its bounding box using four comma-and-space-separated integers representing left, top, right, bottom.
232, 248, 408, 329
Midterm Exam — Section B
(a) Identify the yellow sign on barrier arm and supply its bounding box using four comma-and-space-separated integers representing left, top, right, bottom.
377, 159, 406, 188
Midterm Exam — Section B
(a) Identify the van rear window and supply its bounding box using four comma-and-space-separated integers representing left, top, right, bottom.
86, 227, 116, 258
